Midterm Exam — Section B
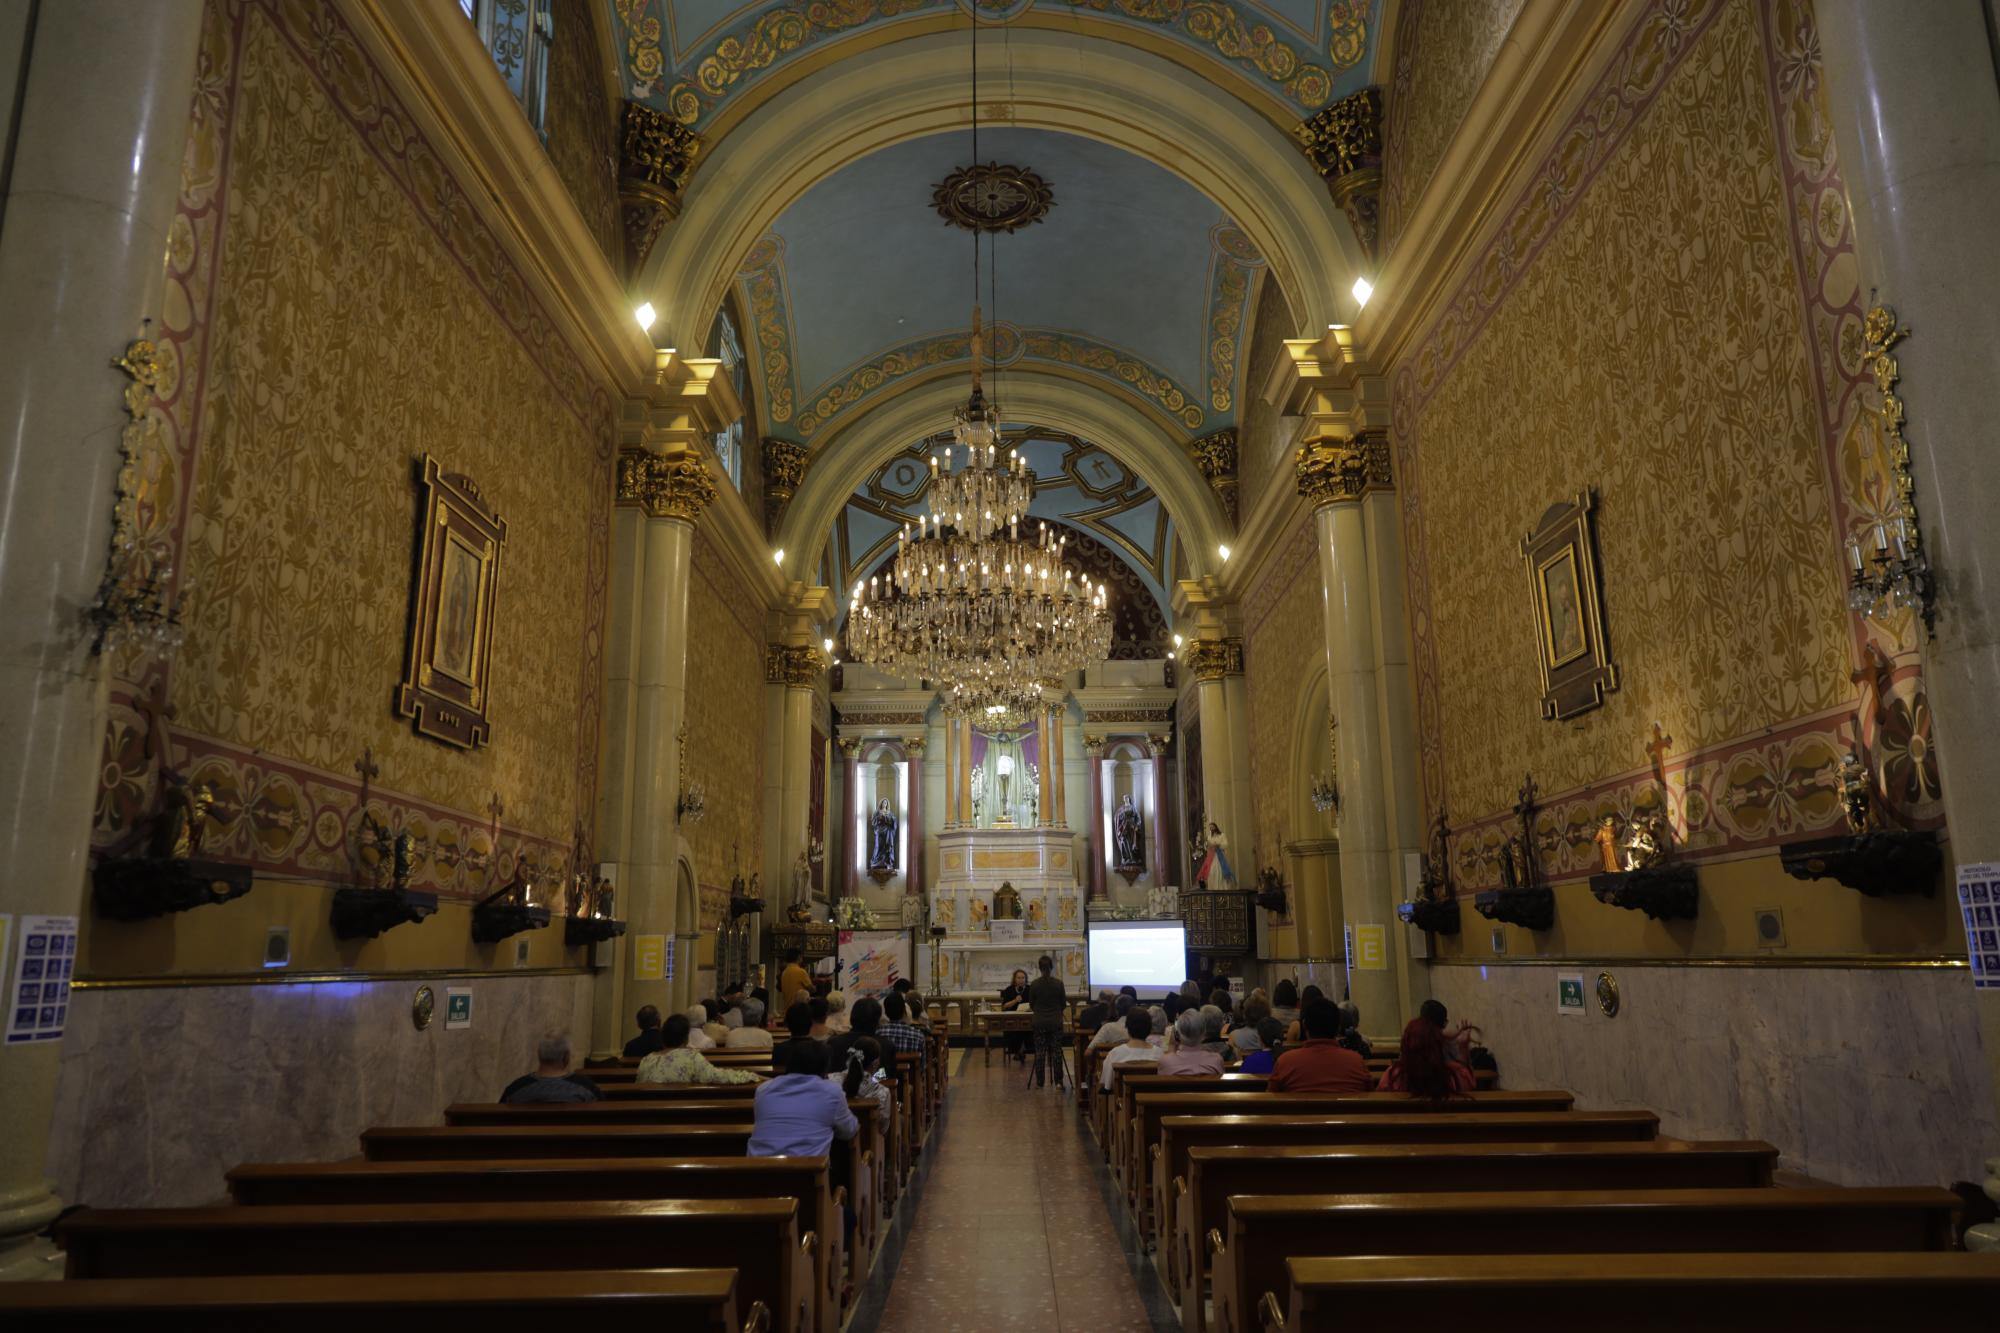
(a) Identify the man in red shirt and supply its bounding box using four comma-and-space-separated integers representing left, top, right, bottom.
1267, 997, 1373, 1093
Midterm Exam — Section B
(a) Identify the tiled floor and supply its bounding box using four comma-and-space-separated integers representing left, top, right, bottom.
855, 1050, 1179, 1333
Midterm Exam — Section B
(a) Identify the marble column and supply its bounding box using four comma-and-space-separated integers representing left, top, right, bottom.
1817, 0, 2000, 1231
0, 0, 203, 1281
1036, 704, 1053, 828
957, 714, 973, 830
841, 740, 860, 900
1087, 738, 1108, 901
1185, 637, 1246, 879
943, 708, 959, 827
1052, 708, 1068, 828
1298, 443, 1403, 1024
1148, 736, 1173, 891
767, 641, 824, 911
904, 737, 924, 900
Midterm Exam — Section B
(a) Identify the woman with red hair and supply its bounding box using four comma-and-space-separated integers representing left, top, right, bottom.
1376, 1016, 1476, 1098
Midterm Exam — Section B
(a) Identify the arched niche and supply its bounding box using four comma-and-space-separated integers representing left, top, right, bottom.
1096, 737, 1162, 907
852, 738, 911, 903
1283, 666, 1342, 966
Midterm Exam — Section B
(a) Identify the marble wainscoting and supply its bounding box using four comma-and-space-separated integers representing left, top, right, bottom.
46, 971, 593, 1208
1423, 962, 1999, 1187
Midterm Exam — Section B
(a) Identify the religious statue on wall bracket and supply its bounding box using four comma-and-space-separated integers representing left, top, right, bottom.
1113, 793, 1145, 879
868, 797, 899, 878
1521, 488, 1618, 721
396, 455, 507, 749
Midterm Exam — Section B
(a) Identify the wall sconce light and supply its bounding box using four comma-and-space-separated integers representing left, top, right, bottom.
1310, 772, 1339, 815
1350, 277, 1374, 309
773, 548, 786, 566
1217, 544, 1231, 562
634, 302, 656, 331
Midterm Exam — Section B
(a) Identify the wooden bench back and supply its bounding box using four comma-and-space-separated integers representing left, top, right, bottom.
1268, 1252, 2000, 1330
362, 1124, 753, 1160
1214, 1186, 1960, 1333
0, 1269, 755, 1331
56, 1200, 810, 1333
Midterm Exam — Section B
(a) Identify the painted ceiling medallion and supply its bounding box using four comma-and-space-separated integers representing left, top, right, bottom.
931, 162, 1055, 233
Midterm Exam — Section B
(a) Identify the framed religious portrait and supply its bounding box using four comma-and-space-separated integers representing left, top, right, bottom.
1521, 488, 1618, 721
396, 455, 507, 748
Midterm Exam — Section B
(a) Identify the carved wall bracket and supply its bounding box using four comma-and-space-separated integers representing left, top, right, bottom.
762, 437, 808, 530
1182, 636, 1244, 683
1192, 428, 1240, 523
1295, 86, 1382, 263
620, 100, 700, 277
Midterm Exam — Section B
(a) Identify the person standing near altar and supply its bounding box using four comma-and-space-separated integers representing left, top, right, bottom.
998, 968, 1031, 1062
1027, 955, 1069, 1090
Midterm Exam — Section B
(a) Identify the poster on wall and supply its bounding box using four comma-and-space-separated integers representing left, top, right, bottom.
633, 935, 665, 982
1352, 924, 1388, 971
5, 914, 77, 1046
1957, 863, 2000, 990
837, 931, 910, 998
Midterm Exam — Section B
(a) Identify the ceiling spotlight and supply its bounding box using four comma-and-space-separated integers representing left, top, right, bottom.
634, 302, 656, 331
773, 549, 786, 566
1173, 633, 1184, 648
823, 638, 834, 652
1351, 277, 1374, 309
1218, 544, 1232, 562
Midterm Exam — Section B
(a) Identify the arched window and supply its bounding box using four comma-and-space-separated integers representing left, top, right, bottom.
708, 306, 748, 490
460, 1, 553, 140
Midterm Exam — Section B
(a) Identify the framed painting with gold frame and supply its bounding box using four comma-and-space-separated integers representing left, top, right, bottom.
396, 455, 506, 748
1521, 488, 1617, 720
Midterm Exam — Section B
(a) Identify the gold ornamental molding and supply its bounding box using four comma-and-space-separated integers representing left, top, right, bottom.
1294, 86, 1382, 264
1295, 429, 1392, 508
931, 161, 1056, 234
1183, 636, 1244, 683
1191, 427, 1240, 523
762, 437, 808, 529
616, 448, 718, 521
620, 100, 700, 277
765, 642, 827, 687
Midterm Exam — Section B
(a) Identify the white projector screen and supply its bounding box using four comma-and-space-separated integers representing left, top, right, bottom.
1086, 921, 1188, 993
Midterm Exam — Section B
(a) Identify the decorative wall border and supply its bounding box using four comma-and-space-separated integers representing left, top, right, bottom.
1389, 0, 1939, 892
612, 0, 1371, 129
794, 323, 1205, 438
736, 233, 798, 425
1202, 223, 1264, 413
95, 0, 614, 884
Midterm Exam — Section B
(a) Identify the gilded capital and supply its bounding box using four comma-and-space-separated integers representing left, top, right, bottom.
1295, 87, 1383, 263
902, 734, 928, 756
1183, 637, 1243, 683
620, 100, 701, 277
764, 642, 826, 687
618, 449, 717, 521
1295, 429, 1391, 508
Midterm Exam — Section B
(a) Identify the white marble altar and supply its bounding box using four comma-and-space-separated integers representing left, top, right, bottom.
932, 826, 1085, 995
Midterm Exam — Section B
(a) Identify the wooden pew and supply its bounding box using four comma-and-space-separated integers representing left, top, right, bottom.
0, 1269, 761, 1331
1212, 1186, 1962, 1333
228, 1155, 843, 1333
1127, 1088, 1578, 1227
1153, 1109, 1657, 1279
363, 1123, 754, 1161
1261, 1252, 2000, 1331
439, 1098, 882, 1258
1175, 1139, 1780, 1321
55, 1200, 813, 1333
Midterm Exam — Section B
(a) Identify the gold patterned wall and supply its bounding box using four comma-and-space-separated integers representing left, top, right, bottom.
94, 0, 615, 916
1243, 518, 1325, 873
1380, 0, 1524, 253
544, 0, 621, 266
1234, 272, 1298, 510
1394, 0, 1943, 932
685, 528, 767, 927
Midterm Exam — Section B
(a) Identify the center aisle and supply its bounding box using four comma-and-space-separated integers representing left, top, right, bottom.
855, 1050, 1179, 1333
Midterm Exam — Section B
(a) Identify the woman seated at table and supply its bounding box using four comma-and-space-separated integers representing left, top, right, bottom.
637, 1014, 763, 1085
1376, 1015, 1476, 1098
1157, 1008, 1224, 1075
998, 968, 1032, 1062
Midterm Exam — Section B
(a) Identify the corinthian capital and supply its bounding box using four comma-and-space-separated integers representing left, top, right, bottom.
1296, 430, 1392, 508
617, 449, 718, 521
1183, 637, 1244, 683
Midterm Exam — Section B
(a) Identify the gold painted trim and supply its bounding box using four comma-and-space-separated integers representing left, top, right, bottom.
72, 967, 594, 992
1426, 955, 1966, 971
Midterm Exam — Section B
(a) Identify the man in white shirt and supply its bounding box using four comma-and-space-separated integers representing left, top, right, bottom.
1088, 995, 1138, 1050
725, 997, 775, 1049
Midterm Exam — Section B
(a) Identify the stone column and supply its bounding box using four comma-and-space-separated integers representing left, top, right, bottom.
957, 714, 973, 830
840, 739, 860, 900
1297, 436, 1405, 1024
766, 639, 826, 912
1184, 637, 1246, 880
0, 0, 203, 1281
1817, 0, 2000, 1224
942, 708, 959, 827
904, 736, 925, 900
1036, 703, 1053, 828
